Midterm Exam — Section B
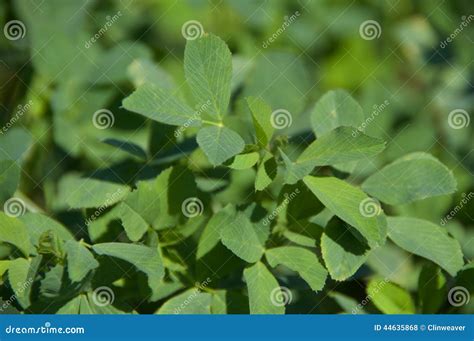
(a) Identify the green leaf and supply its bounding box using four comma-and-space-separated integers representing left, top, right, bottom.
116, 202, 149, 242
246, 96, 274, 147
184, 34, 232, 120
57, 296, 81, 314
265, 246, 327, 291
0, 260, 10, 277
280, 149, 314, 185
418, 264, 447, 313
156, 288, 212, 314
310, 89, 364, 136
244, 52, 310, 115
220, 212, 264, 263
321, 221, 370, 280
20, 213, 74, 245
283, 231, 316, 248
122, 83, 200, 126
15, 0, 96, 82
149, 279, 185, 302
303, 176, 386, 247
0, 160, 20, 204
0, 213, 32, 256
297, 127, 385, 167
64, 240, 99, 283
39, 264, 83, 300
92, 243, 165, 292
362, 152, 457, 205
387, 217, 464, 276
86, 292, 127, 314
243, 262, 285, 314
196, 126, 245, 166
58, 175, 129, 209
227, 152, 259, 170
329, 291, 366, 314
0, 128, 32, 162
127, 58, 175, 89
153, 166, 198, 230
8, 257, 40, 308
367, 278, 415, 314
197, 205, 235, 259
255, 152, 277, 191
211, 290, 228, 314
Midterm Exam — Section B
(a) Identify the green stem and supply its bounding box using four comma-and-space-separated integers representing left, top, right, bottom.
201, 119, 224, 127
79, 239, 93, 249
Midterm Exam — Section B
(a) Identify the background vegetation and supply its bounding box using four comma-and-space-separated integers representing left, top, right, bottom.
0, 0, 472, 314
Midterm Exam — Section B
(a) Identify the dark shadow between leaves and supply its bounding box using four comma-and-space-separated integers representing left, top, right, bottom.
324, 218, 370, 256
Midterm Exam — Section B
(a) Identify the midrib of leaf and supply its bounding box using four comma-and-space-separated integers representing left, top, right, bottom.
188, 41, 225, 120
